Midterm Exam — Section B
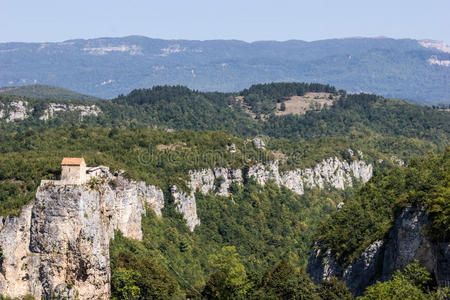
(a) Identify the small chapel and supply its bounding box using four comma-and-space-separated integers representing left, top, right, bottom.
61, 157, 87, 184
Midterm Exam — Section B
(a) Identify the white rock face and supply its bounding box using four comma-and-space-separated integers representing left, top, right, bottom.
0, 204, 42, 297
0, 167, 164, 299
82, 45, 142, 55
342, 240, 384, 292
175, 154, 372, 231
252, 137, 266, 149
171, 185, 200, 231
4, 100, 28, 122
227, 144, 237, 153
40, 103, 101, 120
248, 161, 281, 186
419, 40, 450, 54
158, 44, 187, 56
248, 157, 371, 194
427, 56, 450, 67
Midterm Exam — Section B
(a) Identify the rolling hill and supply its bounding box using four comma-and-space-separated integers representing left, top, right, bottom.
0, 84, 101, 101
1, 83, 449, 147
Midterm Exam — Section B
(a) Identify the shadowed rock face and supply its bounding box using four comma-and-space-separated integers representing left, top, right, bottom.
307, 206, 450, 296
0, 167, 164, 299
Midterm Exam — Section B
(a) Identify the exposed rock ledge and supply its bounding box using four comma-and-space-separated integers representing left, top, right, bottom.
172, 155, 372, 231
0, 100, 29, 122
39, 103, 101, 120
0, 167, 164, 299
0, 100, 101, 122
307, 206, 450, 296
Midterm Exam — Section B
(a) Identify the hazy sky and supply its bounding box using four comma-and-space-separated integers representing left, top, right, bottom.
2, 0, 450, 43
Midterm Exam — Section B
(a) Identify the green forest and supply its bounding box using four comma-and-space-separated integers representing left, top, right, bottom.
109, 150, 449, 299
0, 82, 449, 299
1, 83, 449, 146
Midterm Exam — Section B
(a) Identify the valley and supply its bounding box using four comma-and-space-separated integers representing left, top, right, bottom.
0, 82, 448, 299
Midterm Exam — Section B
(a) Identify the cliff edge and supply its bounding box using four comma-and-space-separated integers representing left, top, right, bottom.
0, 167, 164, 299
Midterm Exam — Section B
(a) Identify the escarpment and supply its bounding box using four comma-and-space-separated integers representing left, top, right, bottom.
0, 100, 29, 122
0, 167, 164, 299
173, 155, 372, 230
307, 206, 450, 296
0, 100, 101, 123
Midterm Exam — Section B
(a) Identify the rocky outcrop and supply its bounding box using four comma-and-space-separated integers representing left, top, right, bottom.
419, 39, 450, 54
0, 167, 164, 299
427, 56, 450, 67
171, 186, 201, 231
175, 155, 372, 231
0, 204, 42, 297
0, 100, 29, 122
307, 206, 450, 295
0, 101, 101, 122
188, 168, 243, 197
252, 137, 266, 149
39, 103, 101, 120
171, 168, 243, 230
193, 156, 371, 197
382, 207, 449, 287
308, 241, 385, 294
282, 158, 371, 192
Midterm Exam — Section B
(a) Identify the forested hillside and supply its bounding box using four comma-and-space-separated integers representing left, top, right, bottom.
0, 84, 101, 101
0, 126, 447, 298
1, 83, 449, 147
0, 82, 448, 299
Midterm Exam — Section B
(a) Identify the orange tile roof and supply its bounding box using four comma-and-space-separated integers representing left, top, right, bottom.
61, 157, 85, 166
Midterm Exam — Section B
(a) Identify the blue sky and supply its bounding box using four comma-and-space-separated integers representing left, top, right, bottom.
2, 0, 449, 43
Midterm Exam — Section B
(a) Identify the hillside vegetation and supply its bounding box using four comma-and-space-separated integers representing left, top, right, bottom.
0, 123, 440, 218
1, 83, 449, 148
0, 82, 448, 299
0, 84, 101, 101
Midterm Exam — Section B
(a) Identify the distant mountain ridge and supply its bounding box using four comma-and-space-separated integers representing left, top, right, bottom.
1, 36, 449, 103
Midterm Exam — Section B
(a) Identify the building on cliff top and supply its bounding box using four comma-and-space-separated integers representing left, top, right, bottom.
61, 157, 87, 184
40, 157, 104, 186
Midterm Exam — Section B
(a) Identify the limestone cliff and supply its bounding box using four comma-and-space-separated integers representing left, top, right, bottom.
39, 103, 101, 121
307, 206, 450, 295
0, 167, 164, 299
0, 100, 29, 122
0, 100, 101, 122
174, 154, 372, 231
